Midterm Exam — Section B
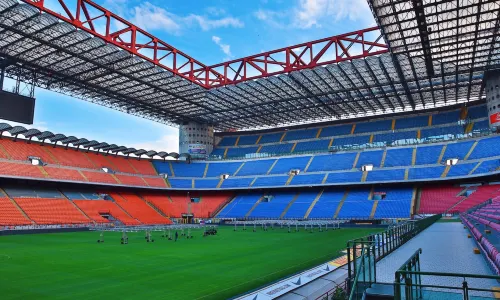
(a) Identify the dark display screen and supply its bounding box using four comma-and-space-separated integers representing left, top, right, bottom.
0, 90, 35, 124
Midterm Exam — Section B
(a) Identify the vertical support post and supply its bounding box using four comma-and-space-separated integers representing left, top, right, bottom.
0, 66, 5, 91
462, 280, 469, 300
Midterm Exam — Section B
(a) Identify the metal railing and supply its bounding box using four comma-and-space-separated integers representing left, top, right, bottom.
394, 245, 500, 299
394, 248, 423, 299
394, 270, 500, 299
346, 215, 441, 297
348, 244, 377, 300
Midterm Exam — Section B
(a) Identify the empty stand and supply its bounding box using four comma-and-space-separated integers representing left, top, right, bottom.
45, 147, 95, 168
217, 194, 261, 218
419, 186, 464, 214
74, 199, 140, 225
44, 166, 85, 181
15, 198, 90, 224
142, 193, 187, 218
0, 196, 31, 225
127, 159, 157, 175
108, 192, 171, 224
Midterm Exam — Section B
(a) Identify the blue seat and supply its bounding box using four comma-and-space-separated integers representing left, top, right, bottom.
408, 166, 445, 179
421, 125, 463, 139
194, 179, 219, 188
325, 171, 362, 183
384, 148, 413, 167
473, 160, 500, 174
283, 128, 318, 141
250, 192, 296, 218
472, 120, 489, 131
220, 178, 254, 188
218, 136, 237, 146
252, 176, 289, 187
355, 119, 392, 134
237, 159, 276, 176
395, 115, 428, 129
332, 135, 370, 146
169, 179, 192, 188
260, 144, 294, 154
447, 163, 477, 177
226, 147, 259, 157
469, 136, 500, 160
366, 169, 405, 182
442, 141, 475, 160
260, 133, 283, 144
152, 161, 173, 176
171, 163, 206, 177
308, 153, 357, 172
467, 105, 487, 120
206, 162, 243, 177
356, 150, 383, 168
374, 131, 417, 143
308, 190, 345, 218
285, 191, 318, 219
210, 148, 226, 157
238, 135, 260, 145
432, 110, 460, 125
270, 156, 311, 175
294, 140, 330, 152
337, 201, 373, 219
289, 173, 326, 186
415, 145, 443, 165
218, 194, 261, 218
320, 124, 353, 137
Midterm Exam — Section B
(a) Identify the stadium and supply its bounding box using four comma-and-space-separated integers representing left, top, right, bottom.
0, 0, 499, 299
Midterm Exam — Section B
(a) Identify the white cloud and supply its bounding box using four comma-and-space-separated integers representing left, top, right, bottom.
254, 9, 287, 28
206, 7, 226, 16
115, 2, 244, 33
130, 2, 181, 33
185, 15, 244, 31
212, 36, 232, 57
130, 132, 179, 153
255, 0, 374, 29
294, 0, 373, 28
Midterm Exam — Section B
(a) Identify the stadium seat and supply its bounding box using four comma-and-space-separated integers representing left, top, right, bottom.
74, 199, 140, 225
108, 192, 171, 224
217, 194, 262, 218
0, 196, 32, 225
15, 198, 90, 225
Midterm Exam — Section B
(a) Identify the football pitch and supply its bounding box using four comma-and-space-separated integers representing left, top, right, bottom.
0, 226, 376, 300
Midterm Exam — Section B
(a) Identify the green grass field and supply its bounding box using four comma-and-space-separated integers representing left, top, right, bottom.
0, 227, 375, 300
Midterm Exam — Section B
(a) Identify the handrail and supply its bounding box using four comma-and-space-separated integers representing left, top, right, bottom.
394, 248, 423, 299
348, 247, 367, 300
393, 248, 500, 300
396, 271, 500, 279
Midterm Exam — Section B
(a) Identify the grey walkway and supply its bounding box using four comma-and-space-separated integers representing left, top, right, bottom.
375, 222, 498, 297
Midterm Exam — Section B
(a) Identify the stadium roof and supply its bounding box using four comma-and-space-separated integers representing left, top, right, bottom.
0, 0, 497, 131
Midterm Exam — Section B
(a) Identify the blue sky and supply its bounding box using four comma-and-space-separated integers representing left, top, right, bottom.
1, 0, 375, 153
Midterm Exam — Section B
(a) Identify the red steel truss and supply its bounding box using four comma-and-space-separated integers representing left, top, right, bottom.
22, 0, 389, 89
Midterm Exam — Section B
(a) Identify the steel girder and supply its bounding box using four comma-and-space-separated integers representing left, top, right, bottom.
0, 0, 493, 131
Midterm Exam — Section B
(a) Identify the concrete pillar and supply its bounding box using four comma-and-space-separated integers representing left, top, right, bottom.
485, 70, 500, 128
178, 121, 214, 157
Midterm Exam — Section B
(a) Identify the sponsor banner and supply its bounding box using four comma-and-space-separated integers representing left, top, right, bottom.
235, 260, 338, 300
187, 143, 206, 154
490, 112, 500, 125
